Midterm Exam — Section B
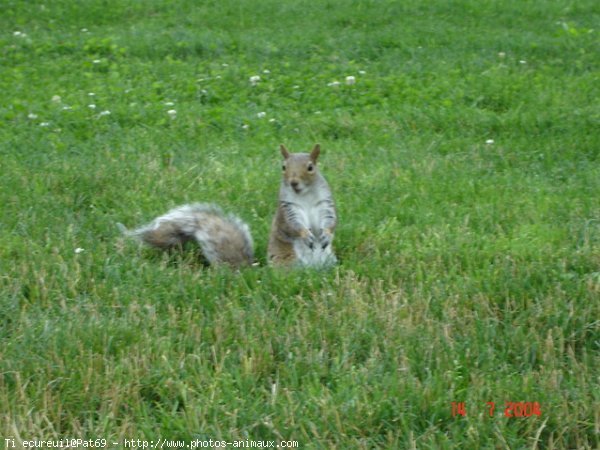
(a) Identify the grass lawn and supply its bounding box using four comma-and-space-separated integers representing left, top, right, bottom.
1, 0, 598, 448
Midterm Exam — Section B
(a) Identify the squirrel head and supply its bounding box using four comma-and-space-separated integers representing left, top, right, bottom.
280, 144, 321, 194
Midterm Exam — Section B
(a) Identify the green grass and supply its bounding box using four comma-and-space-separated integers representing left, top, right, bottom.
1, 0, 599, 448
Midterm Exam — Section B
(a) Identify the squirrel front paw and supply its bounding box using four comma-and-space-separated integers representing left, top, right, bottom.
319, 229, 333, 249
301, 229, 317, 249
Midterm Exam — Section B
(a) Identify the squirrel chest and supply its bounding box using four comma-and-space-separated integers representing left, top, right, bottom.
283, 186, 336, 267
286, 190, 325, 232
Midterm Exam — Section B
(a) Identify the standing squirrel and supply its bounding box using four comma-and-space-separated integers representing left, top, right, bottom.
118, 203, 254, 268
119, 144, 337, 269
267, 144, 338, 267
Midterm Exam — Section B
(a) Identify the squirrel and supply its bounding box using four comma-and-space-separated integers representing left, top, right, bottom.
118, 203, 254, 268
267, 144, 338, 267
119, 144, 337, 269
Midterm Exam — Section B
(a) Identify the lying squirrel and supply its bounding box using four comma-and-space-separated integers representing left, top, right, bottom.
119, 144, 337, 268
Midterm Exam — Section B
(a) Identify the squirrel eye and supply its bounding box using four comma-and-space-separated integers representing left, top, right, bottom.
307, 163, 314, 172
281, 164, 286, 171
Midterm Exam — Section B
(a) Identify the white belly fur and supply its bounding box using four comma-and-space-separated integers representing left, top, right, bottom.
292, 192, 321, 232
290, 192, 336, 267
293, 238, 337, 268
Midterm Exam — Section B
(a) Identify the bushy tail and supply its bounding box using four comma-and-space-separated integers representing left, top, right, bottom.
119, 203, 254, 268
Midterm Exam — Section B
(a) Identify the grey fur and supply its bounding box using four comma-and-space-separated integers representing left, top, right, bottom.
120, 203, 254, 268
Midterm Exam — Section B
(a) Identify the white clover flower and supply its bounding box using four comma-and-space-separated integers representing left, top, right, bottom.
215, 75, 222, 79
74, 247, 85, 254
358, 70, 366, 75
498, 52, 506, 58
98, 110, 111, 116
62, 106, 72, 111
345, 76, 356, 85
327, 81, 341, 87
249, 75, 261, 86
52, 95, 61, 103
241, 124, 250, 130
81, 28, 89, 33
40, 122, 50, 127
486, 139, 494, 145
257, 111, 266, 119
88, 104, 96, 109
519, 60, 527, 64
268, 118, 276, 123
222, 63, 229, 67
92, 59, 101, 64
27, 113, 38, 120
13, 31, 23, 36
167, 109, 177, 118
164, 101, 175, 106
293, 85, 300, 89
263, 69, 271, 74
88, 92, 95, 96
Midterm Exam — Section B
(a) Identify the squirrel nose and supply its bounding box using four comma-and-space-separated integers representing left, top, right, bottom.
290, 180, 299, 189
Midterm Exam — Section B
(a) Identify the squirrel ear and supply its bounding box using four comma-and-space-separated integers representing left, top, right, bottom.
310, 144, 321, 161
280, 144, 290, 159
